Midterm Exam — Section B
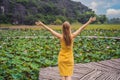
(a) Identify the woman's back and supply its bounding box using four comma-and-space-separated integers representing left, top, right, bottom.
60, 37, 73, 52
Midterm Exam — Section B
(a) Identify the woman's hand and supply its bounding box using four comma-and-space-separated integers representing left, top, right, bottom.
35, 21, 44, 26
89, 17, 96, 23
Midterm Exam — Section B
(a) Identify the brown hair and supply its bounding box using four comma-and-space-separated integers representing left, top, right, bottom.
62, 21, 72, 46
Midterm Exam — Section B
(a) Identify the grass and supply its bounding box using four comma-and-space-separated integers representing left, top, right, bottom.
0, 23, 120, 30
0, 24, 12, 27
49, 23, 120, 30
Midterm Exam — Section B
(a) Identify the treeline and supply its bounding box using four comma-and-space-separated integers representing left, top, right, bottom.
0, 0, 118, 25
108, 18, 120, 24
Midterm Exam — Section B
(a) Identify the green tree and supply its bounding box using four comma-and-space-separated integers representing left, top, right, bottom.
98, 15, 107, 24
24, 15, 38, 25
56, 16, 66, 22
0, 14, 11, 23
54, 18, 62, 25
77, 11, 95, 24
108, 18, 120, 24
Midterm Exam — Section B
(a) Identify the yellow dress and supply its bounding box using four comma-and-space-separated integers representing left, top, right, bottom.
58, 38, 74, 76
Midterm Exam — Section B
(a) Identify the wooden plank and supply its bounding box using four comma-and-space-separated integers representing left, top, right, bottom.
39, 58, 120, 80
79, 69, 102, 80
112, 58, 120, 63
39, 67, 61, 80
96, 72, 110, 80
73, 67, 94, 79
116, 74, 120, 80
88, 70, 103, 80
79, 62, 112, 71
98, 60, 120, 70
109, 60, 120, 67
94, 73, 105, 80
74, 64, 93, 74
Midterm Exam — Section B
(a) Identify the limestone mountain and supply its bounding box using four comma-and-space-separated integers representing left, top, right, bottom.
0, 0, 94, 24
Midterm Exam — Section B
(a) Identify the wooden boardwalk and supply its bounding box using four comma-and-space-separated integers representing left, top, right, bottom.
39, 58, 120, 80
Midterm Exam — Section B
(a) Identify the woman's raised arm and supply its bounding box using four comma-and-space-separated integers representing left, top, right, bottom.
72, 17, 96, 38
35, 21, 62, 39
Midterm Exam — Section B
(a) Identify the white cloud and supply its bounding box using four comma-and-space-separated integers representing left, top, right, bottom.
72, 0, 120, 18
90, 1, 98, 12
106, 9, 120, 18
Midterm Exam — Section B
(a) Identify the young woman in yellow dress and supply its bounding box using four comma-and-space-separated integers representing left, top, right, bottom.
36, 17, 96, 80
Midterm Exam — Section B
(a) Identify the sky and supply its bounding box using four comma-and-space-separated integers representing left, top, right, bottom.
72, 0, 120, 19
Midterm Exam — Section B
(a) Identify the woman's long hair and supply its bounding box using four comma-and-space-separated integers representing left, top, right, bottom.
62, 21, 72, 46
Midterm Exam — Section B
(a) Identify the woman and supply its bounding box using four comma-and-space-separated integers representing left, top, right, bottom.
35, 17, 96, 80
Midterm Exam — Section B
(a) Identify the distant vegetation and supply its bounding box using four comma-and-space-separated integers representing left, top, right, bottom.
0, 0, 112, 25
108, 18, 120, 24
